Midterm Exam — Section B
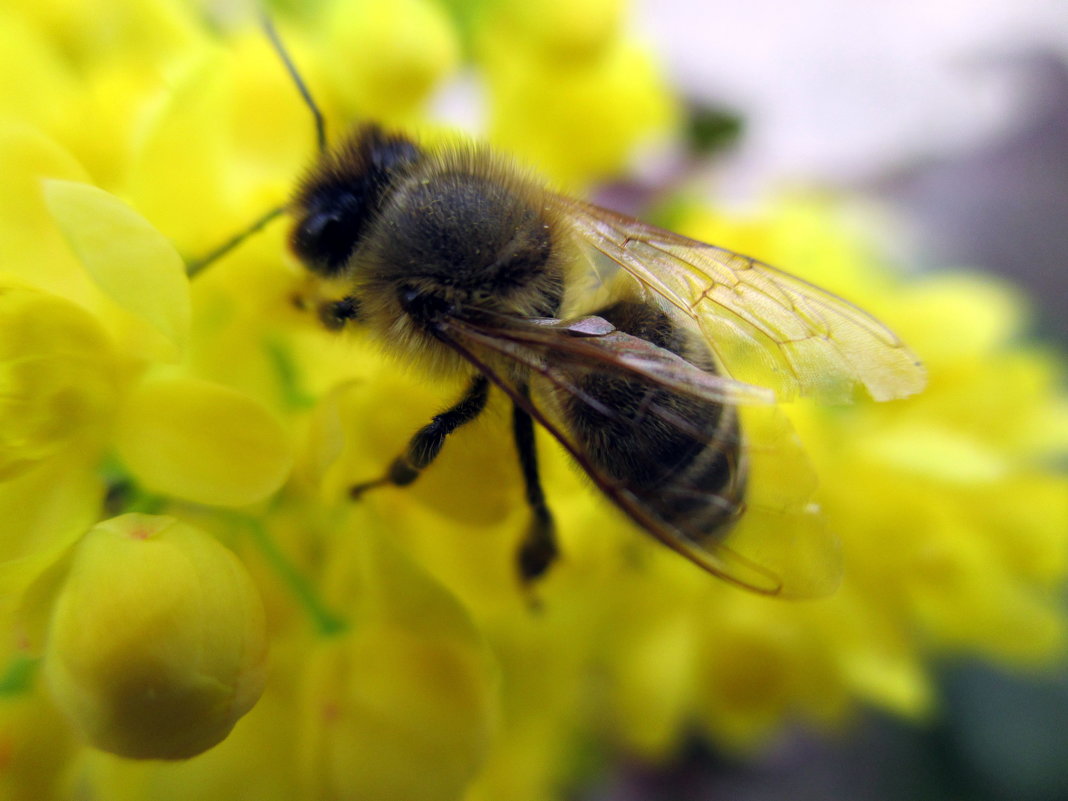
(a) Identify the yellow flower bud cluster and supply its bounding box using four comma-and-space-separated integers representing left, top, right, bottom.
0, 12, 296, 774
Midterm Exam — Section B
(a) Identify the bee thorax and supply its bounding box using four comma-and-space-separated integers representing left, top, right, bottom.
357, 152, 568, 325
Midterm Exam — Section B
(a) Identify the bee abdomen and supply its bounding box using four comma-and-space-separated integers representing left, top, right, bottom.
560, 301, 745, 539
649, 421, 744, 539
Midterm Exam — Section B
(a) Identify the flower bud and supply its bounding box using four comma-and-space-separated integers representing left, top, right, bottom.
44, 514, 268, 760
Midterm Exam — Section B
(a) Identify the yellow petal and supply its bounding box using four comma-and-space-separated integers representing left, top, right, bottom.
0, 124, 94, 302
0, 283, 118, 480
114, 375, 292, 507
0, 685, 80, 801
0, 12, 78, 136
42, 179, 191, 355
497, 0, 623, 63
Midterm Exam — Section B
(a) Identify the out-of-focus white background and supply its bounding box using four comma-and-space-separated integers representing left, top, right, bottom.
634, 0, 1068, 343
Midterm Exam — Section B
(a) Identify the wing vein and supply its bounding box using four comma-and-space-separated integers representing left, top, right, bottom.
553, 193, 926, 402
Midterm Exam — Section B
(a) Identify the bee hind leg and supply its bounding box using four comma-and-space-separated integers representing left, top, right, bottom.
350, 374, 489, 498
511, 389, 558, 585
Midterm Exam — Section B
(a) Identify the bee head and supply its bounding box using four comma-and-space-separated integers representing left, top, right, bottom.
289, 124, 422, 277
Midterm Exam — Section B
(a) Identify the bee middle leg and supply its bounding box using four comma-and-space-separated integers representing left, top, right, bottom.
512, 385, 558, 584
350, 374, 489, 497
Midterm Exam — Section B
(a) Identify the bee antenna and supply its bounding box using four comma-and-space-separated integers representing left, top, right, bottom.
185, 205, 285, 277
184, 13, 326, 276
260, 11, 327, 154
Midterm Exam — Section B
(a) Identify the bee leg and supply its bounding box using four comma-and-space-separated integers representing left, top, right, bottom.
511, 387, 558, 585
319, 296, 361, 330
350, 374, 489, 498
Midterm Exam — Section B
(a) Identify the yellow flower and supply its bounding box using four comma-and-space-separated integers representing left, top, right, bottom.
298, 525, 498, 801
0, 684, 79, 801
19, 176, 294, 508
476, 1, 677, 186
316, 0, 461, 125
43, 514, 268, 760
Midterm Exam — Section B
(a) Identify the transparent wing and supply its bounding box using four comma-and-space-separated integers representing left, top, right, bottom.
439, 315, 841, 598
554, 195, 926, 403
486, 315, 777, 407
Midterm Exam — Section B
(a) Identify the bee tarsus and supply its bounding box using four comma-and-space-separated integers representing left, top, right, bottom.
349, 374, 490, 496
512, 388, 558, 584
517, 508, 558, 585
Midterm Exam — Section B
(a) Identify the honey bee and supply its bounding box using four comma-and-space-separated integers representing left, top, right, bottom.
196, 20, 926, 597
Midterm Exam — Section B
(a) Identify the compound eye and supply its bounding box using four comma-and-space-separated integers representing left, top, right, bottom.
291, 208, 360, 277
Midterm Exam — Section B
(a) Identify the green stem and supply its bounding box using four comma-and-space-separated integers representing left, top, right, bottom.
264, 336, 318, 411
100, 456, 168, 516
0, 656, 39, 695
240, 516, 348, 637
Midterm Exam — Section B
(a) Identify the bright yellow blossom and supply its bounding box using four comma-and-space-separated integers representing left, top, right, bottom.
317, 0, 462, 125
0, 1, 1064, 801
476, 0, 677, 186
298, 525, 498, 801
44, 514, 268, 760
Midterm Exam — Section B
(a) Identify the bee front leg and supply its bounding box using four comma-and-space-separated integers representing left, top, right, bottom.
511, 386, 558, 585
319, 296, 361, 330
350, 374, 489, 497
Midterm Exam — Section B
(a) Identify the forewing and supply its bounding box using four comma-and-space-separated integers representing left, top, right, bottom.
439, 316, 841, 598
466, 316, 777, 407
554, 195, 926, 403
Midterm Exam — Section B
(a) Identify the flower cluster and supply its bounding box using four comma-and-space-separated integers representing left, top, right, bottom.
0, 1, 1065, 800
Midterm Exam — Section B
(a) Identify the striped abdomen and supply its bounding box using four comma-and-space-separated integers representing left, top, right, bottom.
558, 300, 746, 541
